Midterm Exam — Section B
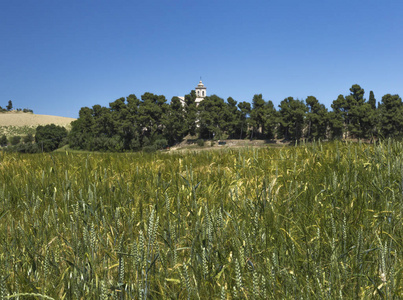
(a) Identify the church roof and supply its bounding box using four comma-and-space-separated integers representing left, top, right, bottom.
196, 80, 205, 89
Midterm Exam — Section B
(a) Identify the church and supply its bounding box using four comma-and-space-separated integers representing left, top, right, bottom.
178, 80, 207, 105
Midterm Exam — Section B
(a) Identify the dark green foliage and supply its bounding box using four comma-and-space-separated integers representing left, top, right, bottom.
16, 142, 40, 153
237, 101, 251, 139
197, 139, 205, 147
379, 94, 403, 138
23, 133, 34, 144
306, 96, 328, 140
263, 100, 278, 139
278, 97, 306, 140
197, 95, 227, 139
249, 94, 277, 139
6, 100, 13, 111
165, 97, 187, 145
368, 90, 376, 110
35, 124, 68, 152
0, 135, 7, 146
69, 93, 174, 152
249, 94, 265, 139
328, 110, 344, 139
66, 85, 403, 152
154, 138, 168, 150
224, 97, 239, 139
142, 144, 157, 153
10, 135, 21, 145
184, 90, 198, 136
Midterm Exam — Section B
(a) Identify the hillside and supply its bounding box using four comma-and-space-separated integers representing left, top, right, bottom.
0, 111, 76, 137
0, 111, 76, 127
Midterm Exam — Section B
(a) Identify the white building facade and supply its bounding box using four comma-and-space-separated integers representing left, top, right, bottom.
178, 80, 207, 106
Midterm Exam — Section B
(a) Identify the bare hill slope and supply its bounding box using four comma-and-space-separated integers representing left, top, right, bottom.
0, 111, 76, 127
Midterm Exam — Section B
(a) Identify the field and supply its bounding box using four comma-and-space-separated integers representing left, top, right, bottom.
0, 141, 402, 299
0, 112, 75, 137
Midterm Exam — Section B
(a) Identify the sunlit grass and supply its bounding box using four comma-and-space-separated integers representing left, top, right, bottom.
0, 140, 402, 299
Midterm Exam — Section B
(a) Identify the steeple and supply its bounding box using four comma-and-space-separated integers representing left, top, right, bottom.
195, 80, 207, 104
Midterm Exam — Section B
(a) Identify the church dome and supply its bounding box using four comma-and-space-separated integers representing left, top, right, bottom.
196, 80, 205, 88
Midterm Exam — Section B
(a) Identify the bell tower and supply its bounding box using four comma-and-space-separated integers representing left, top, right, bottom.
195, 80, 207, 104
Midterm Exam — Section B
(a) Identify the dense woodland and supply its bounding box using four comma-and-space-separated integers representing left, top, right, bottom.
2, 84, 403, 153
67, 84, 403, 152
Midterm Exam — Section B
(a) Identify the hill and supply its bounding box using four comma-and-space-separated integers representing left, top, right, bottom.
0, 111, 76, 127
0, 111, 76, 137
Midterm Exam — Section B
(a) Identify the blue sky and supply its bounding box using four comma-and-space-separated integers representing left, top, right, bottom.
1, 0, 402, 118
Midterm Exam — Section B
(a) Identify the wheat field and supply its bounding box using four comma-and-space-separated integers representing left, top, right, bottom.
0, 140, 402, 299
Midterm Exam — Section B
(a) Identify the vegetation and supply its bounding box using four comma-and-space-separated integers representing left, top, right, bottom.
0, 126, 36, 138
1, 124, 67, 153
35, 124, 68, 152
68, 84, 403, 152
0, 141, 402, 299
0, 100, 33, 113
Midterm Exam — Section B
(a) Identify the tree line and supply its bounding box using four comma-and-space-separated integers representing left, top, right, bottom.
3, 84, 401, 153
0, 100, 33, 113
67, 84, 403, 152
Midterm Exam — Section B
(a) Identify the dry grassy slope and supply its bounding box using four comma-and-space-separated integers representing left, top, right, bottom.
0, 111, 76, 127
0, 111, 76, 137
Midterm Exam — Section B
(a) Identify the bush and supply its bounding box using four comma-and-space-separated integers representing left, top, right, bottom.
154, 138, 168, 150
16, 142, 40, 153
197, 139, 205, 147
0, 135, 7, 147
10, 136, 21, 146
35, 124, 68, 152
142, 145, 156, 153
23, 133, 34, 144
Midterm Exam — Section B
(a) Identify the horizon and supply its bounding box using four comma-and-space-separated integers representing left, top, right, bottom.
1, 1, 402, 118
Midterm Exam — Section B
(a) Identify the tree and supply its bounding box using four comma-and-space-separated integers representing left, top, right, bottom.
69, 107, 95, 150
330, 94, 348, 139
165, 97, 187, 145
278, 97, 306, 140
237, 101, 251, 139
197, 95, 227, 139
224, 97, 240, 139
345, 84, 366, 138
379, 94, 403, 138
184, 90, 198, 136
249, 94, 266, 139
6, 100, 13, 111
368, 91, 376, 110
306, 96, 328, 140
35, 124, 68, 152
138, 93, 168, 144
263, 100, 277, 139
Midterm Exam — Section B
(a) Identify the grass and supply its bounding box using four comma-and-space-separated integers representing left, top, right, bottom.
0, 140, 402, 299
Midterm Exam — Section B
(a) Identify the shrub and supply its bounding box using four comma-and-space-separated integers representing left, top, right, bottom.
0, 135, 7, 146
10, 135, 21, 146
154, 138, 168, 150
23, 133, 34, 144
35, 124, 68, 152
197, 139, 205, 147
16, 142, 39, 153
142, 145, 156, 153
